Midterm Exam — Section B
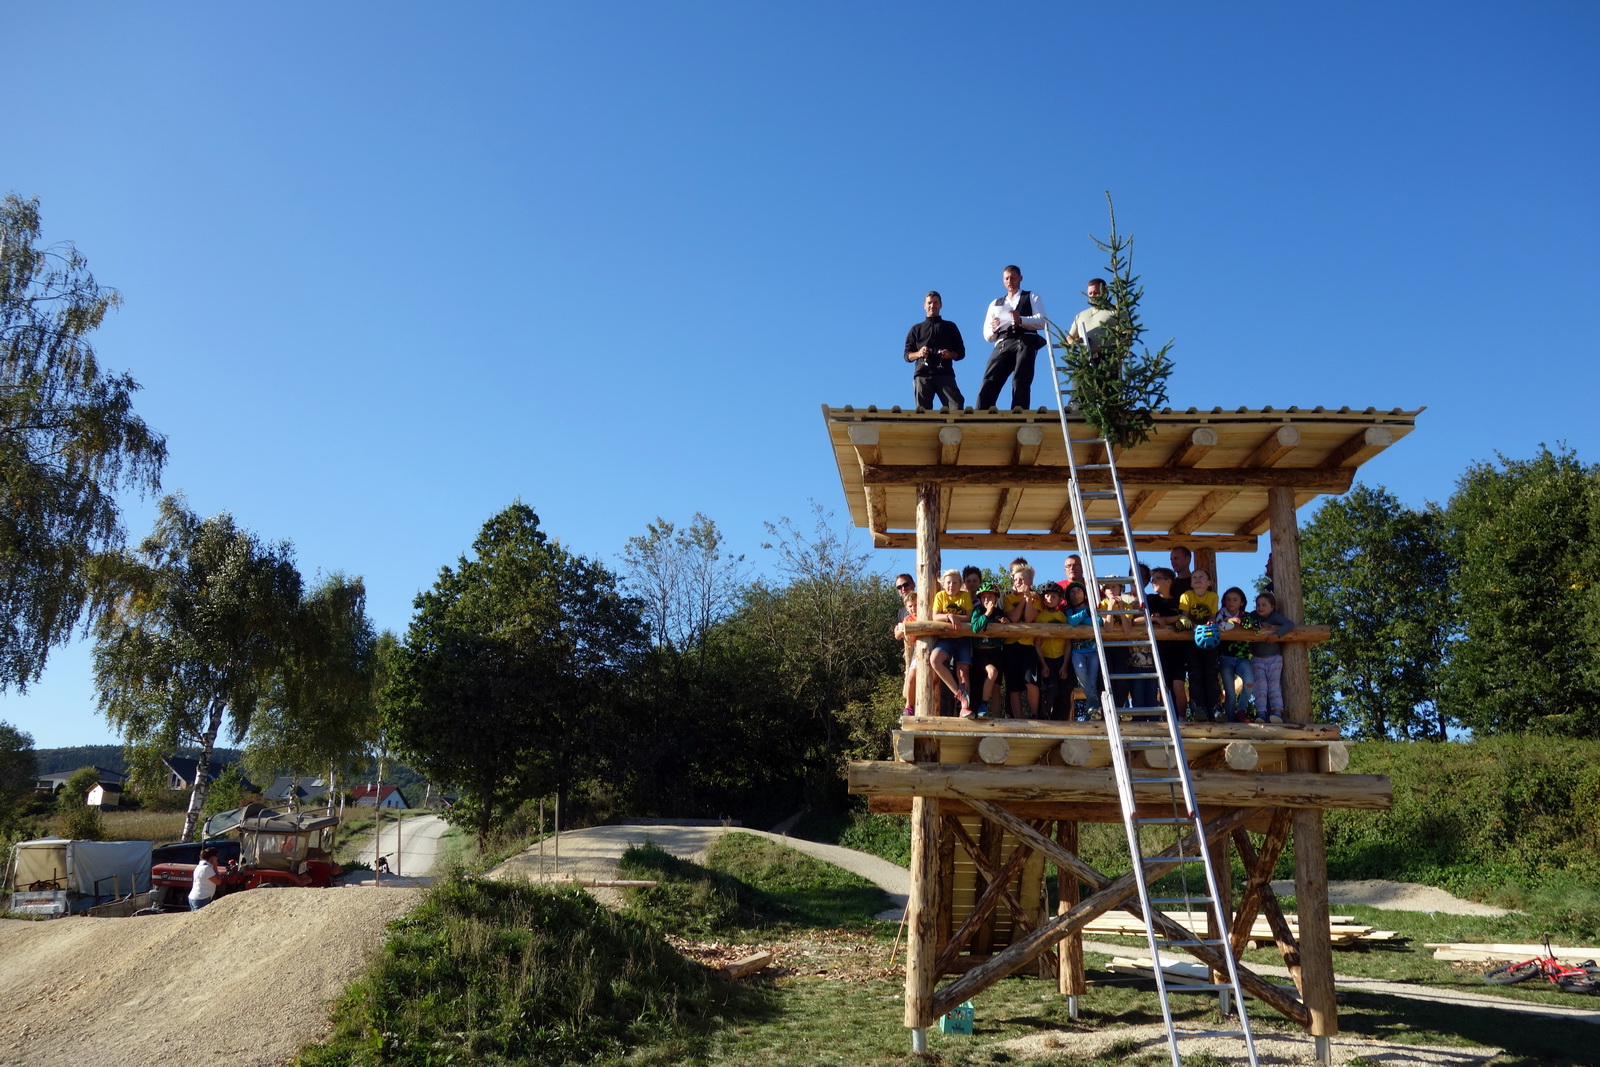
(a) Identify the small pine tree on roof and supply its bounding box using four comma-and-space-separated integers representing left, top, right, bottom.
1053, 193, 1174, 446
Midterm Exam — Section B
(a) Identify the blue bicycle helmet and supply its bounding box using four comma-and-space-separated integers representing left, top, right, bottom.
1193, 623, 1220, 649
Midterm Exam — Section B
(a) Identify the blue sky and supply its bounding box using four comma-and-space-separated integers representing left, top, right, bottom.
4, 2, 1595, 748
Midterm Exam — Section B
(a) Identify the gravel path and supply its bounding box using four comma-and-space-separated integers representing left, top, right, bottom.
1269, 878, 1515, 917
0, 886, 420, 1067
488, 823, 909, 919
349, 813, 452, 883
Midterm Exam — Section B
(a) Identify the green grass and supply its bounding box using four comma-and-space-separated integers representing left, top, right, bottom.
617, 832, 891, 935
298, 870, 765, 1066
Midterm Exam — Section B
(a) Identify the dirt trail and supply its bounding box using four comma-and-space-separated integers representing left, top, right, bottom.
0, 886, 419, 1067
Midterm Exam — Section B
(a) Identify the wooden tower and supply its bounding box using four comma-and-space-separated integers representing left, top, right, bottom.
822, 403, 1420, 1061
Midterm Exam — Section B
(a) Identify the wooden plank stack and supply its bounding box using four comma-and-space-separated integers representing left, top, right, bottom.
1083, 910, 1399, 947
1428, 942, 1600, 964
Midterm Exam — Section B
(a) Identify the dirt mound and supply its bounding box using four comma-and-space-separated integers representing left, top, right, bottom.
0, 886, 420, 1067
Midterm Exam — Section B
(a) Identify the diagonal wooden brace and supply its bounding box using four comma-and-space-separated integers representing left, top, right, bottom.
1230, 810, 1292, 957
936, 817, 1036, 973
941, 816, 1058, 976
1233, 814, 1304, 993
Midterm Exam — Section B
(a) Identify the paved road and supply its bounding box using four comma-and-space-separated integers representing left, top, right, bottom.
354, 813, 452, 881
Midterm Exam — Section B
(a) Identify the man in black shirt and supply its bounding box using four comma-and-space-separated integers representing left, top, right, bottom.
904, 291, 966, 410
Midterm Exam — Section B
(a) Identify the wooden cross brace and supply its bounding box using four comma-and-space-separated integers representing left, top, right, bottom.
925, 799, 1310, 1028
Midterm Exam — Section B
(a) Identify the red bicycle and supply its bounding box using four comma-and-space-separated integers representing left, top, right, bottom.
1483, 936, 1600, 994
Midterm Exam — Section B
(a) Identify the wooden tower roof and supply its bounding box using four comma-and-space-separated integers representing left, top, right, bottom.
823, 404, 1422, 553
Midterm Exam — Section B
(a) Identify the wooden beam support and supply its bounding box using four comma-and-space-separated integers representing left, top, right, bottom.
1323, 425, 1393, 469
861, 464, 1355, 492
904, 736, 941, 1031
929, 808, 1308, 1027
992, 426, 1044, 533
1244, 424, 1301, 468
1230, 811, 1292, 959
848, 425, 889, 538
1270, 483, 1338, 1040
936, 426, 961, 535
867, 797, 1277, 833
1172, 489, 1240, 535
848, 761, 1393, 810
937, 816, 1037, 973
1058, 820, 1086, 996
875, 532, 1260, 553
895, 718, 1344, 741
1128, 428, 1220, 528
1233, 818, 1304, 994
914, 484, 940, 718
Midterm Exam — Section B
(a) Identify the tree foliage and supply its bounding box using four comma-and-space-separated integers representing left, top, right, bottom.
92, 495, 305, 839
384, 502, 647, 848
243, 573, 380, 789
0, 194, 166, 691
0, 719, 35, 831
621, 512, 746, 651
1053, 193, 1174, 446
1442, 445, 1600, 737
1301, 485, 1453, 739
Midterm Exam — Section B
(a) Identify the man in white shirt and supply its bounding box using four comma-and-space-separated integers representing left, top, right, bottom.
188, 846, 222, 911
976, 265, 1048, 410
1065, 278, 1117, 360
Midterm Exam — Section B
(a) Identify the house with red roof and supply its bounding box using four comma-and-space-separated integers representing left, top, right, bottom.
350, 784, 409, 810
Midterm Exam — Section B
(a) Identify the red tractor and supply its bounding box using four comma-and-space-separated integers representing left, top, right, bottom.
145, 804, 344, 912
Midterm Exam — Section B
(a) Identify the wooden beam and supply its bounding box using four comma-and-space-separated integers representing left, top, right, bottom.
936, 426, 962, 535
847, 761, 1393, 811
861, 464, 1354, 492
1323, 425, 1393, 468
1270, 483, 1338, 1040
992, 426, 1044, 533
1233, 819, 1304, 993
867, 797, 1277, 833
1230, 812, 1292, 960
1129, 428, 1220, 527
904, 737, 941, 1031
1057, 820, 1086, 996
1169, 426, 1219, 468
939, 817, 1051, 974
1238, 491, 1314, 537
1244, 424, 1301, 468
903, 620, 1331, 645
1172, 489, 1240, 535
875, 532, 1260, 553
914, 485, 940, 719
929, 808, 1308, 1027
896, 718, 1344, 742
846, 423, 881, 466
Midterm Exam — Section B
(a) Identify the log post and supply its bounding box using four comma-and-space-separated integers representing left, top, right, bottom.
1058, 820, 1086, 1005
904, 735, 942, 1038
1193, 546, 1218, 592
1270, 485, 1337, 1047
1207, 832, 1233, 989
915, 483, 941, 718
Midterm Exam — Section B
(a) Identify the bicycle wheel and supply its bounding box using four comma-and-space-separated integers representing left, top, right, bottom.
1484, 961, 1542, 984
1557, 972, 1600, 994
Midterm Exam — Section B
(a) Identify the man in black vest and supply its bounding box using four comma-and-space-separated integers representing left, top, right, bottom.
903, 291, 966, 410
976, 265, 1049, 410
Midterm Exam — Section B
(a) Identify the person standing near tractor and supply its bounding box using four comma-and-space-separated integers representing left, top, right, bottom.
188, 846, 222, 911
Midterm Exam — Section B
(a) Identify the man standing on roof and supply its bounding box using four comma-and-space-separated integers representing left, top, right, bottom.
904, 291, 966, 410
1065, 278, 1117, 367
976, 265, 1048, 410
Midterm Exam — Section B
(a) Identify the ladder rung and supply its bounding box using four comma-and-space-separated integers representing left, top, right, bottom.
1099, 638, 1147, 646
1161, 939, 1229, 948
1083, 517, 1122, 526
1073, 437, 1108, 446
1102, 608, 1146, 616
1109, 672, 1160, 679
1133, 817, 1191, 825
1149, 899, 1214, 907
1124, 705, 1168, 713
1162, 983, 1235, 993
1091, 574, 1133, 583
1078, 490, 1119, 499
1077, 463, 1112, 470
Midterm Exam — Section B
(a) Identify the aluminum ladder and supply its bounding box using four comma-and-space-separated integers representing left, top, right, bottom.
1047, 350, 1261, 1067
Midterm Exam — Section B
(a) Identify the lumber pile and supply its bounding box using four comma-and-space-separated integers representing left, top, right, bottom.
1106, 956, 1297, 994
1428, 942, 1600, 964
1083, 911, 1400, 947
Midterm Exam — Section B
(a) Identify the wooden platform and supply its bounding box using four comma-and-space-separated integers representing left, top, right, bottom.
823, 404, 1421, 549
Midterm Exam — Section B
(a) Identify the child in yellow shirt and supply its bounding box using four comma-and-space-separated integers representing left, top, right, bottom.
1033, 582, 1070, 720
930, 568, 974, 715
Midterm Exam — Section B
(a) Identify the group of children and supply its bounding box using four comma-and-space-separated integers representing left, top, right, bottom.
893, 553, 1297, 723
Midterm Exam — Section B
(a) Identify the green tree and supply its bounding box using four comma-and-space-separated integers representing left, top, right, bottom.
1053, 193, 1174, 447
0, 194, 167, 690
745, 504, 902, 797
384, 503, 647, 848
92, 494, 303, 840
0, 719, 36, 831
1442, 446, 1600, 736
621, 513, 746, 651
1300, 485, 1453, 739
243, 574, 380, 795
56, 765, 104, 839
